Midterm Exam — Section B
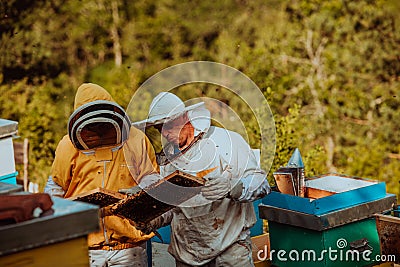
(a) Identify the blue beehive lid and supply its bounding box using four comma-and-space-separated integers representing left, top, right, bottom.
0, 171, 18, 185
259, 193, 396, 231
263, 173, 387, 215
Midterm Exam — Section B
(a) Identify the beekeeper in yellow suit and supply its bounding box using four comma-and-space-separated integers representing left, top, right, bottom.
45, 83, 160, 267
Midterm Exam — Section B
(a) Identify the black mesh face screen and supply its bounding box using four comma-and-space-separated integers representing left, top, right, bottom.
68, 101, 131, 150
79, 122, 118, 149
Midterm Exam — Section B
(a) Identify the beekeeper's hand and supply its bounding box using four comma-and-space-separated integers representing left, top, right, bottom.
118, 185, 141, 196
131, 215, 168, 238
100, 205, 113, 217
99, 206, 155, 234
202, 176, 242, 201
202, 176, 230, 201
134, 220, 158, 235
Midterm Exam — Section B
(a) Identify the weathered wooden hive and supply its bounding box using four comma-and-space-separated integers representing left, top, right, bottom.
111, 170, 205, 224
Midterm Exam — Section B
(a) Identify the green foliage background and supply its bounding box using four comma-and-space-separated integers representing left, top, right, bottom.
0, 0, 398, 197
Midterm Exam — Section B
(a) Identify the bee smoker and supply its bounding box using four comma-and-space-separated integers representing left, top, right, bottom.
273, 148, 305, 197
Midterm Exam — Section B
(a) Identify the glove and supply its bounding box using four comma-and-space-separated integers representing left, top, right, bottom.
135, 221, 164, 242
229, 180, 244, 199
134, 221, 157, 235
43, 176, 65, 197
118, 185, 141, 196
101, 207, 157, 235
119, 174, 162, 195
132, 216, 165, 236
202, 177, 244, 201
100, 205, 113, 218
201, 177, 231, 201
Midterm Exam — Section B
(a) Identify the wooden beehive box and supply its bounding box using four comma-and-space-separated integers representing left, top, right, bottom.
375, 214, 400, 264
110, 170, 204, 224
68, 188, 126, 208
0, 196, 99, 258
263, 173, 386, 215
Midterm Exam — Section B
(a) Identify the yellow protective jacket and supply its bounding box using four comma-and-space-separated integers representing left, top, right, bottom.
51, 83, 157, 248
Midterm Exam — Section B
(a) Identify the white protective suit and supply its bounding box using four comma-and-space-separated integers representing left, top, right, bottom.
152, 105, 271, 266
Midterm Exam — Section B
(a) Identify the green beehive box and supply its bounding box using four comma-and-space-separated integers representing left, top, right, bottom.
268, 218, 380, 267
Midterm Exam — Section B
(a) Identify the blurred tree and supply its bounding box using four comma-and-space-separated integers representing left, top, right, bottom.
279, 0, 400, 182
0, 0, 398, 196
0, 76, 74, 189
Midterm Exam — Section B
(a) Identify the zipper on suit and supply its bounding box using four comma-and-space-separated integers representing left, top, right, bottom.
101, 160, 111, 245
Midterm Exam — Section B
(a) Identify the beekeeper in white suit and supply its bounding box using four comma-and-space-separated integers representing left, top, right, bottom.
133, 92, 271, 267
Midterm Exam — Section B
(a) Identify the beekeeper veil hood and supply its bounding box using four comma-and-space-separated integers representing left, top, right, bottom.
133, 92, 210, 133
68, 83, 131, 150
